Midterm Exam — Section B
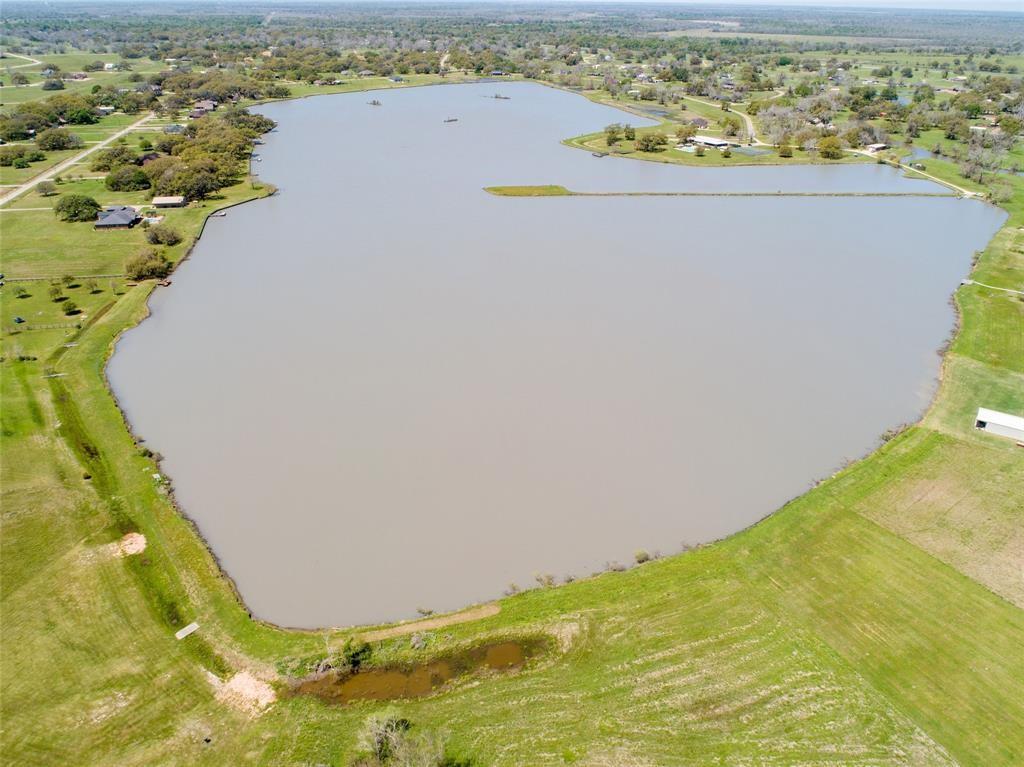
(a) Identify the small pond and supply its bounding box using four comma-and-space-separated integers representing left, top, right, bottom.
293, 640, 540, 704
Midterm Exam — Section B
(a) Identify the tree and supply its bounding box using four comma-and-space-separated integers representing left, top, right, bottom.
778, 143, 793, 158
695, 145, 706, 157
41, 79, 65, 91
54, 194, 101, 222
998, 115, 1022, 137
145, 224, 182, 246
604, 123, 622, 146
36, 128, 83, 151
91, 145, 138, 171
264, 84, 291, 99
635, 133, 666, 152
63, 300, 79, 316
36, 180, 58, 197
176, 169, 219, 201
721, 116, 742, 137
105, 166, 151, 191
67, 108, 98, 125
675, 123, 697, 142
354, 711, 465, 767
941, 115, 969, 140
818, 135, 844, 160
48, 283, 64, 301
623, 125, 635, 141
125, 250, 172, 280
11, 72, 28, 86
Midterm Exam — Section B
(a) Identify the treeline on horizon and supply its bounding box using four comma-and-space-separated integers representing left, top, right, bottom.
2, 2, 1023, 55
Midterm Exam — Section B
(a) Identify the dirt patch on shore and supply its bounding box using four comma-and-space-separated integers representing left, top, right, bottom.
208, 671, 276, 716
359, 603, 500, 642
112, 532, 147, 557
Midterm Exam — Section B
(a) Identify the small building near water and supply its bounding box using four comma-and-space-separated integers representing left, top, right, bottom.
691, 135, 732, 149
95, 206, 140, 229
975, 408, 1024, 443
152, 195, 186, 208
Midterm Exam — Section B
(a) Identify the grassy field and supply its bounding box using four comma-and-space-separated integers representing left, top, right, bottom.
1, 80, 1022, 766
0, 178, 263, 277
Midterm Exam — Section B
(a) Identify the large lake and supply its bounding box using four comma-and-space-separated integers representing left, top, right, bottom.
108, 82, 1005, 628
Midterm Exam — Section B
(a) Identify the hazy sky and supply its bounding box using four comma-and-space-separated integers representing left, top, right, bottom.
15, 0, 1024, 10
538, 0, 1023, 9
639, 0, 1023, 10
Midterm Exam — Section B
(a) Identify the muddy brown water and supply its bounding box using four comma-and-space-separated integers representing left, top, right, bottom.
107, 82, 1007, 628
294, 640, 534, 704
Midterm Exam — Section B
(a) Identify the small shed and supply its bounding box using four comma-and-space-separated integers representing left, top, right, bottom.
152, 195, 186, 208
866, 142, 889, 152
975, 408, 1024, 443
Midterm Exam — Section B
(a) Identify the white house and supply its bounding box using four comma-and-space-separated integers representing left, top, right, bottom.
975, 408, 1024, 443
691, 135, 732, 149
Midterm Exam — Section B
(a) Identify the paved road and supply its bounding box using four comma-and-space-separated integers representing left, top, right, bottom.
0, 112, 154, 207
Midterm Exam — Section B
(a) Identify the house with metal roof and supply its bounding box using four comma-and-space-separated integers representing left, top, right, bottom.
95, 206, 140, 229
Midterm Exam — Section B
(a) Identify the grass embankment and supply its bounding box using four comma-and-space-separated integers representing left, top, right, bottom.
484, 185, 571, 196
485, 185, 954, 198
1, 82, 1022, 765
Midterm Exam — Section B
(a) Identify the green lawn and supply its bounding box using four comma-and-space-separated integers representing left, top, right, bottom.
0, 180, 264, 276
0, 148, 79, 186
1, 79, 1022, 766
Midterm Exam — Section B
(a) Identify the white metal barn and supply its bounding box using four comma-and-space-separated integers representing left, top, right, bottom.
974, 408, 1024, 442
